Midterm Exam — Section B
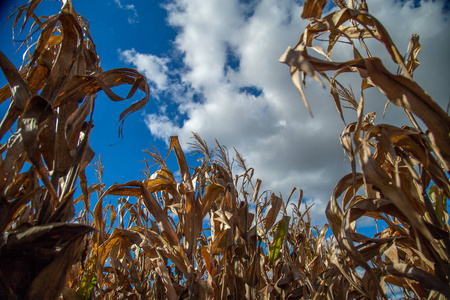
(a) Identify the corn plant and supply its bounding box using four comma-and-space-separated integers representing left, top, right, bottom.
3, 0, 447, 299
72, 132, 334, 299
0, 0, 149, 298
280, 0, 450, 298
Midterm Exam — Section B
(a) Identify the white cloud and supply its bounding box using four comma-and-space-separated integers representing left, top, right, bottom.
119, 48, 170, 93
144, 114, 179, 143
114, 0, 139, 24
120, 0, 450, 225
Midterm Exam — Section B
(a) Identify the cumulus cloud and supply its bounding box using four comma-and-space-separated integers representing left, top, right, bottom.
119, 49, 170, 93
144, 114, 179, 142
114, 0, 139, 24
119, 0, 450, 225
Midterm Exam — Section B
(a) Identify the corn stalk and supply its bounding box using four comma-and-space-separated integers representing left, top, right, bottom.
280, 0, 450, 298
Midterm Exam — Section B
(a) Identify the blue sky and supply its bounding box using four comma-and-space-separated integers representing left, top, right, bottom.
1, 0, 449, 227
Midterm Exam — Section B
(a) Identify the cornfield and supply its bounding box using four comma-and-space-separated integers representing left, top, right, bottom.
0, 0, 448, 299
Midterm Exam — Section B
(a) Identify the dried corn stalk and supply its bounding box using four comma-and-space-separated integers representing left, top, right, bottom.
280, 0, 450, 298
0, 0, 149, 298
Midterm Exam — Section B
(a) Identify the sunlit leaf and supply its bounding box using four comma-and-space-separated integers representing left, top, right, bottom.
269, 216, 290, 265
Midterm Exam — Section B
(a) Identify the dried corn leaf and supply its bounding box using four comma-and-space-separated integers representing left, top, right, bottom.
201, 183, 225, 218
0, 51, 31, 139
380, 263, 450, 298
301, 0, 328, 19
264, 194, 283, 231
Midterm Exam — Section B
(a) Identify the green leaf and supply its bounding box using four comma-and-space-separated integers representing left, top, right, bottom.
428, 184, 448, 227
78, 265, 97, 300
269, 216, 290, 266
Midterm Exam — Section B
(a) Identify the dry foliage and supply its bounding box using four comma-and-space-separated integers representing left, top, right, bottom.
0, 1, 331, 299
1, 0, 449, 299
280, 0, 450, 298
69, 134, 333, 299
0, 0, 148, 298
